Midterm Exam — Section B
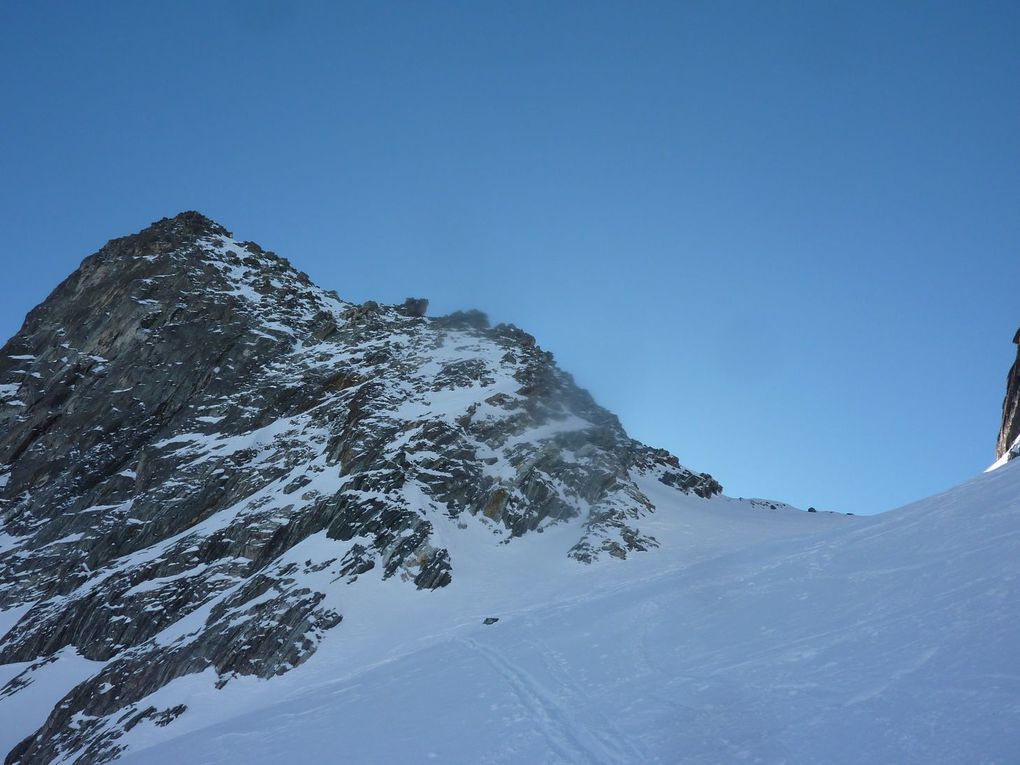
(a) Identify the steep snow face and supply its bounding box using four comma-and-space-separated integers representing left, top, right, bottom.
113, 459, 1020, 765
0, 213, 726, 762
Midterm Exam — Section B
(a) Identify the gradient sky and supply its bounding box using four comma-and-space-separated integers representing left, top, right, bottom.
2, 1, 1019, 514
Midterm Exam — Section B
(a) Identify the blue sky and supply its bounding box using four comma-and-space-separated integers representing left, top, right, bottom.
2, 1, 1018, 514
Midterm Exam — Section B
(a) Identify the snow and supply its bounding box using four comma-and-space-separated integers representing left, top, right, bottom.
986, 433, 1020, 472
40, 532, 85, 547
0, 646, 105, 757
152, 414, 310, 466
0, 382, 22, 408
193, 234, 350, 332
0, 603, 33, 648
502, 414, 595, 449
120, 566, 212, 598
102, 461, 1020, 764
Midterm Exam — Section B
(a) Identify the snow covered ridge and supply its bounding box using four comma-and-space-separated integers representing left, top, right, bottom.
0, 212, 731, 762
117, 455, 1020, 765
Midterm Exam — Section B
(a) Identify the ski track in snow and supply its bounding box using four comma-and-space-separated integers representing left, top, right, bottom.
458, 636, 644, 765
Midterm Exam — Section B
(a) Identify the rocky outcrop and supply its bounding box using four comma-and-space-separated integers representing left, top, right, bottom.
0, 212, 721, 763
397, 297, 429, 318
996, 327, 1020, 462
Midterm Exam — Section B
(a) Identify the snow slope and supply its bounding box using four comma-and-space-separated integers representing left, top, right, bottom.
89, 460, 1020, 764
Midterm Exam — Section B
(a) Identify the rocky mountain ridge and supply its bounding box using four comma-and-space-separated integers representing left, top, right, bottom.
0, 212, 722, 763
996, 327, 1020, 463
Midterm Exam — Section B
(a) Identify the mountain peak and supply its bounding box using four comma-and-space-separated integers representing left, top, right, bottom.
67, 212, 232, 276
144, 210, 231, 240
0, 214, 724, 762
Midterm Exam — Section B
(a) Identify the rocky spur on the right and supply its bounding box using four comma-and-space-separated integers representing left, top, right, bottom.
995, 326, 1020, 465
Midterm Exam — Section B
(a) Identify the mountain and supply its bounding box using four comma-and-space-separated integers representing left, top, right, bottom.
2, 213, 1017, 764
1, 212, 731, 763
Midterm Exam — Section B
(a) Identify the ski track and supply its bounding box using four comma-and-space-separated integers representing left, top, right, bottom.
459, 636, 638, 765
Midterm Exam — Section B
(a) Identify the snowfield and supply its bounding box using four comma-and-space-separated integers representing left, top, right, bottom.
61, 460, 1018, 764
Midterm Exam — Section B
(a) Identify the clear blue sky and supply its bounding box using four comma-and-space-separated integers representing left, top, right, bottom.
2, 1, 1018, 514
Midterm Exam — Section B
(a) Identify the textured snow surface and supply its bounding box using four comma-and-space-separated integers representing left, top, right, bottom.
76, 463, 1020, 763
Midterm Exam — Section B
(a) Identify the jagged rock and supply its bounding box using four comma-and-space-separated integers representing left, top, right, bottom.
996, 326, 1020, 462
397, 297, 429, 318
0, 212, 721, 764
342, 300, 380, 322
435, 309, 490, 330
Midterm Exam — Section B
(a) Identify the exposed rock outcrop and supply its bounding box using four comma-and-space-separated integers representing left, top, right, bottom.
996, 327, 1020, 462
397, 297, 429, 317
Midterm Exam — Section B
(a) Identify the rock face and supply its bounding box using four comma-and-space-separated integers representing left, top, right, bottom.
0, 212, 721, 763
996, 328, 1020, 462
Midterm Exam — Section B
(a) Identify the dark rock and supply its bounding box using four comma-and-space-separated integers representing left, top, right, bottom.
434, 309, 489, 330
397, 297, 429, 318
483, 617, 499, 625
997, 326, 1020, 461
342, 301, 381, 322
